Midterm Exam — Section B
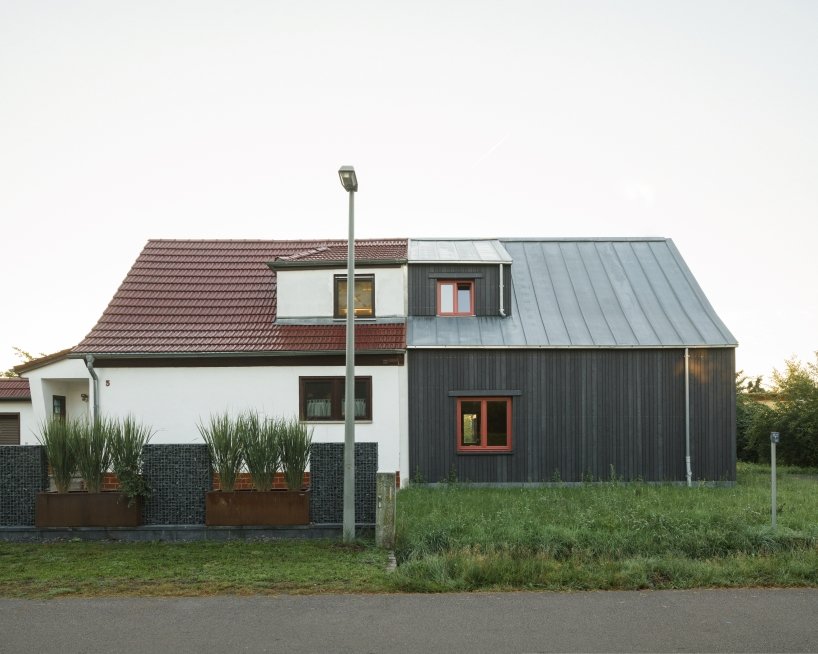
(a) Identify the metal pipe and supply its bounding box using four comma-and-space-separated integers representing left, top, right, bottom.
499, 263, 506, 317
84, 354, 99, 420
343, 188, 356, 543
685, 348, 692, 487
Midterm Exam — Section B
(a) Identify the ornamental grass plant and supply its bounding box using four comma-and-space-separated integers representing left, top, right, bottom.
278, 418, 312, 491
74, 417, 116, 493
36, 416, 78, 493
198, 412, 243, 492
110, 415, 154, 505
240, 411, 280, 491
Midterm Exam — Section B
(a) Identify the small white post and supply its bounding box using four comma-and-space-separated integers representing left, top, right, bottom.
770, 432, 779, 529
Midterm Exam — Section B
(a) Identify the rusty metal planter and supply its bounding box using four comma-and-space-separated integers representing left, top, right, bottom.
205, 489, 310, 526
35, 492, 142, 528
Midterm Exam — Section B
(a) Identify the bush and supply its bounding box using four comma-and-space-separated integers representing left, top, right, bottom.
73, 417, 117, 493
198, 413, 243, 492
741, 356, 818, 466
278, 418, 312, 491
109, 415, 154, 505
37, 417, 78, 493
240, 412, 280, 491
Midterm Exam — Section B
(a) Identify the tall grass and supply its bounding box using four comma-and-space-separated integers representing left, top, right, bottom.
36, 417, 78, 493
392, 463, 818, 591
198, 413, 243, 492
110, 415, 154, 504
74, 417, 116, 493
240, 412, 280, 491
278, 418, 312, 491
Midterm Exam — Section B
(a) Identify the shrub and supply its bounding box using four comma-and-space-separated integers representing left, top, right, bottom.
240, 412, 280, 492
199, 413, 243, 492
110, 415, 154, 505
74, 416, 116, 493
278, 418, 312, 491
37, 416, 78, 493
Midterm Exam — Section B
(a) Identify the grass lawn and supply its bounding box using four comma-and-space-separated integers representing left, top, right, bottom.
1, 464, 815, 597
392, 463, 818, 591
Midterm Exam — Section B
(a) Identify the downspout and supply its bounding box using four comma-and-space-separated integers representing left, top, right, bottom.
684, 348, 692, 487
85, 354, 99, 420
498, 263, 506, 317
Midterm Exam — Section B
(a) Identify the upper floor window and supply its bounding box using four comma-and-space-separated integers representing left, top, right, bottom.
437, 280, 474, 316
456, 397, 512, 453
334, 275, 375, 318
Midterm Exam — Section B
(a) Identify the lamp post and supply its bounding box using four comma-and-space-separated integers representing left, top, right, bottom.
338, 165, 358, 543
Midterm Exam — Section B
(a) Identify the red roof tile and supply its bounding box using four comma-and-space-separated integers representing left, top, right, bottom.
0, 377, 31, 400
73, 240, 407, 354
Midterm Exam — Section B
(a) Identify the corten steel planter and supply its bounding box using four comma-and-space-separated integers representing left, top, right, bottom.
205, 489, 310, 526
35, 492, 142, 528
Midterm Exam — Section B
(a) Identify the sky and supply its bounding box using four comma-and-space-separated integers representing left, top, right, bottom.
1, 0, 816, 383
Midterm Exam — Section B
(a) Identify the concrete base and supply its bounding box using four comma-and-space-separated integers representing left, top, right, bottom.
0, 524, 374, 543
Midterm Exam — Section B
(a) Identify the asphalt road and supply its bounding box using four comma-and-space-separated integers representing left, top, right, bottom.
2, 589, 817, 653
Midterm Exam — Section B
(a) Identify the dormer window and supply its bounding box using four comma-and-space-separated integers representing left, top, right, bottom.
334, 274, 375, 318
437, 280, 474, 316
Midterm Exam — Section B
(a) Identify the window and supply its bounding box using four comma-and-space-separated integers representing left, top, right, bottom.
456, 397, 511, 452
334, 275, 375, 318
0, 414, 20, 445
437, 280, 474, 316
300, 376, 372, 421
52, 395, 66, 421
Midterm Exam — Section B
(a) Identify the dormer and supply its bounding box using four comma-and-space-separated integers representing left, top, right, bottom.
407, 239, 512, 317
268, 240, 407, 322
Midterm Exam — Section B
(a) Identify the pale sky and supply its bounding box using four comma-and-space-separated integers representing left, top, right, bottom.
2, 0, 816, 382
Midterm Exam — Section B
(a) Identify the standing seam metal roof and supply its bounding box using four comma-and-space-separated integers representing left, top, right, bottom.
407, 238, 736, 348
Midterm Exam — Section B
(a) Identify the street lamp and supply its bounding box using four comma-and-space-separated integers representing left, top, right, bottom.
339, 165, 357, 543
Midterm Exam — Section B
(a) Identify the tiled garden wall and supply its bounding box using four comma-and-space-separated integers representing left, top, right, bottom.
0, 446, 48, 526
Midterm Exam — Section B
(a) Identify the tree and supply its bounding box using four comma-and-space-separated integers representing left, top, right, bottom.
744, 354, 818, 467
735, 371, 769, 462
1, 347, 38, 378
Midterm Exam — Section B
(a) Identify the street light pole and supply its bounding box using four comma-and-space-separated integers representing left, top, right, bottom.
338, 165, 358, 543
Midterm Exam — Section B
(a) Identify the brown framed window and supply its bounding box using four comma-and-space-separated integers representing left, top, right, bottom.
437, 280, 474, 316
52, 395, 66, 421
456, 397, 512, 453
334, 275, 375, 318
0, 414, 21, 445
300, 376, 372, 421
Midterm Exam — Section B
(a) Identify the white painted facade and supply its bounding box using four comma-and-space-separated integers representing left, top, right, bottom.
0, 399, 36, 445
23, 360, 408, 474
276, 267, 405, 319
22, 358, 93, 443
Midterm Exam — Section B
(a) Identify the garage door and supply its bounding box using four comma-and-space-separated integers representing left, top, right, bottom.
0, 414, 20, 445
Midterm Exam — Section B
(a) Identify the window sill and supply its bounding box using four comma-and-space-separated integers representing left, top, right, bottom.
300, 420, 374, 425
456, 449, 514, 455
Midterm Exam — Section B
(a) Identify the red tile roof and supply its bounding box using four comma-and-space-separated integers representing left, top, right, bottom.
0, 377, 31, 400
73, 239, 407, 355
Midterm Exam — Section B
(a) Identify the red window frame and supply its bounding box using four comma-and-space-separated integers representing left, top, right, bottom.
456, 397, 512, 453
437, 280, 475, 316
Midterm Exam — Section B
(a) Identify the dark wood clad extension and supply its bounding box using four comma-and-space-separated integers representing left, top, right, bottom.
408, 348, 735, 484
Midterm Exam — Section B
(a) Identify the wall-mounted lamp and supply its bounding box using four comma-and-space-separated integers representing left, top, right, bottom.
81, 393, 89, 402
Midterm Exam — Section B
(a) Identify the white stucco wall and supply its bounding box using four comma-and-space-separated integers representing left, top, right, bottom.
91, 364, 407, 473
23, 358, 93, 430
0, 400, 35, 445
276, 267, 405, 319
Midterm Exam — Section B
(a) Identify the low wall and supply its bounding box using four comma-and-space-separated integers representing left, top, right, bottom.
0, 442, 378, 529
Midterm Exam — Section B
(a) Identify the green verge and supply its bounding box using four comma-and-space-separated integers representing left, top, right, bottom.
391, 463, 818, 591
1, 464, 815, 597
0, 541, 392, 598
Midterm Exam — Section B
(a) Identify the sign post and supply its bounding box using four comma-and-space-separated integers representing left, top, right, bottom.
770, 431, 779, 529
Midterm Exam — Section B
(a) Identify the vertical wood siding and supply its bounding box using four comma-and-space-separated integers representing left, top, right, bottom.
409, 264, 512, 317
408, 348, 735, 483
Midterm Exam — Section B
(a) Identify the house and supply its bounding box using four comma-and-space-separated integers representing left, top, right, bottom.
0, 377, 33, 445
15, 236, 737, 484
406, 238, 737, 483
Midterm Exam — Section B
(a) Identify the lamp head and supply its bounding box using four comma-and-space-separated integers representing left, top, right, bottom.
338, 165, 358, 192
